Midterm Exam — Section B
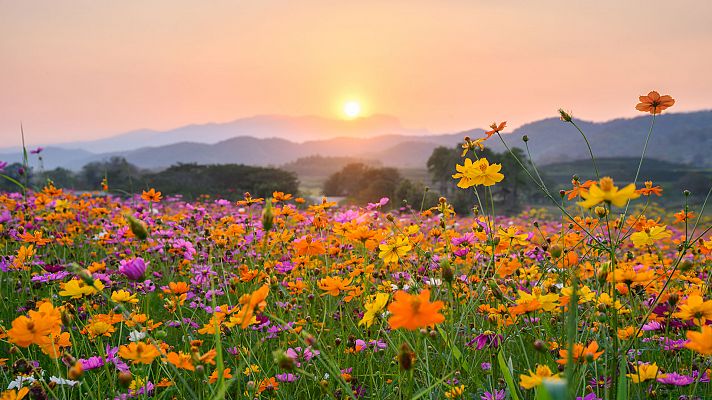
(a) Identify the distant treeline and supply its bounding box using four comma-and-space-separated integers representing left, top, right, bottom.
0, 157, 298, 200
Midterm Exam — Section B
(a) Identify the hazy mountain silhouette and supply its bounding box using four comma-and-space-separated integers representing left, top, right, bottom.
1, 110, 710, 170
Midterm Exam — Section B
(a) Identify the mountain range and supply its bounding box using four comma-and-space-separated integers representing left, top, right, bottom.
1, 111, 711, 170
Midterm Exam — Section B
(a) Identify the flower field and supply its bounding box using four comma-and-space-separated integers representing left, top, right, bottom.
1, 92, 711, 400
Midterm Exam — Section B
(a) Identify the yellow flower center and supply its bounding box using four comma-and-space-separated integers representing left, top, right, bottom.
599, 177, 614, 192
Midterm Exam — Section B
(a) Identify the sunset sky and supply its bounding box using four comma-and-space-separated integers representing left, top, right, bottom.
2, 0, 712, 144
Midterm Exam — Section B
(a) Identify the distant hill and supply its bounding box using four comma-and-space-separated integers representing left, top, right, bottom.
1, 110, 711, 171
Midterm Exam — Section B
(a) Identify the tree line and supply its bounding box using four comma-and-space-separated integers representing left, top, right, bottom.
0, 157, 298, 200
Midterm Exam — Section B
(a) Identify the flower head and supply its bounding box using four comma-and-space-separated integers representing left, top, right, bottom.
388, 289, 445, 330
636, 91, 674, 114
119, 257, 148, 281
578, 177, 639, 208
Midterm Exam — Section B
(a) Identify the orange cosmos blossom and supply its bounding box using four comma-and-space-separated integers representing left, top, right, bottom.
165, 351, 196, 371
7, 302, 62, 347
484, 121, 506, 138
636, 181, 662, 197
209, 368, 233, 384
636, 91, 674, 114
318, 276, 354, 296
141, 188, 163, 202
294, 235, 326, 256
556, 341, 604, 364
388, 289, 445, 330
1, 388, 29, 400
685, 325, 712, 355
118, 341, 161, 364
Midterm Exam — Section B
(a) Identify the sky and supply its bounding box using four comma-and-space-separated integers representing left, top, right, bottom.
2, 0, 712, 145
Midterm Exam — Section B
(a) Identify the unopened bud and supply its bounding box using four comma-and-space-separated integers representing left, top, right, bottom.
125, 214, 148, 240
262, 199, 274, 232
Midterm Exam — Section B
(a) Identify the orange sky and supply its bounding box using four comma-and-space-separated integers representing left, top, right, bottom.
2, 1, 712, 144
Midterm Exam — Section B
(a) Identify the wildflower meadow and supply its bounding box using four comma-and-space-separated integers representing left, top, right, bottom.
1, 92, 711, 400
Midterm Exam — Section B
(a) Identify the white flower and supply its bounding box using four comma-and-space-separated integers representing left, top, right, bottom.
50, 376, 80, 387
129, 330, 147, 342
7, 375, 35, 390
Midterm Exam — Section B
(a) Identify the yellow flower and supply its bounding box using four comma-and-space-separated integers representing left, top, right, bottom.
516, 288, 560, 312
630, 225, 672, 247
444, 384, 465, 398
673, 295, 712, 326
578, 177, 639, 208
626, 363, 659, 383
519, 365, 560, 389
111, 290, 139, 304
452, 158, 504, 188
378, 236, 412, 264
59, 279, 105, 298
86, 320, 116, 339
1, 387, 29, 400
359, 293, 389, 327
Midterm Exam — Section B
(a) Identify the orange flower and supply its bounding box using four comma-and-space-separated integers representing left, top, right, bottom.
673, 210, 695, 224
165, 281, 190, 295
7, 302, 62, 347
209, 368, 233, 384
118, 341, 161, 364
1, 387, 29, 400
636, 181, 662, 197
318, 276, 354, 296
141, 188, 163, 202
564, 179, 595, 200
556, 341, 604, 364
485, 121, 506, 138
388, 289, 445, 330
684, 325, 712, 355
258, 377, 279, 393
293, 235, 326, 256
165, 351, 195, 371
635, 91, 674, 114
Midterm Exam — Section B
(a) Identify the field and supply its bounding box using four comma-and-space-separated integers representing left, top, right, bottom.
2, 95, 712, 400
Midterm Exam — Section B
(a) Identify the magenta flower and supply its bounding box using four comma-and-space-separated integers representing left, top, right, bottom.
119, 257, 148, 281
285, 346, 320, 367
657, 373, 694, 386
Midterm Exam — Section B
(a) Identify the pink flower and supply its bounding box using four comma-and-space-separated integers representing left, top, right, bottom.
119, 257, 148, 281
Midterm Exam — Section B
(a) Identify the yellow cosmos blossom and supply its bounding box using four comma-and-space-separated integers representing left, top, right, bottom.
111, 290, 139, 304
516, 288, 560, 312
359, 293, 389, 327
630, 225, 672, 247
578, 177, 639, 208
59, 279, 105, 298
627, 363, 659, 383
378, 236, 412, 264
519, 365, 561, 389
673, 295, 712, 326
452, 158, 504, 188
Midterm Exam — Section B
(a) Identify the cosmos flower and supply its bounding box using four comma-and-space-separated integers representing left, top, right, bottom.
578, 177, 639, 208
636, 91, 675, 114
387, 289, 445, 330
119, 258, 148, 281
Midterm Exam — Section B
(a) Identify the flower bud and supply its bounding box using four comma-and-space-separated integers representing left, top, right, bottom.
125, 214, 148, 240
522, 135, 529, 142
441, 260, 453, 284
398, 343, 415, 371
118, 371, 133, 387
558, 109, 573, 122
262, 199, 274, 232
273, 349, 295, 370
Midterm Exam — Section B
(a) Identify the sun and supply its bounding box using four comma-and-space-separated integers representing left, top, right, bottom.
343, 101, 362, 119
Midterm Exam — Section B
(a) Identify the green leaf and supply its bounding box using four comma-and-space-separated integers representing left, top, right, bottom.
616, 358, 628, 400
497, 350, 522, 400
